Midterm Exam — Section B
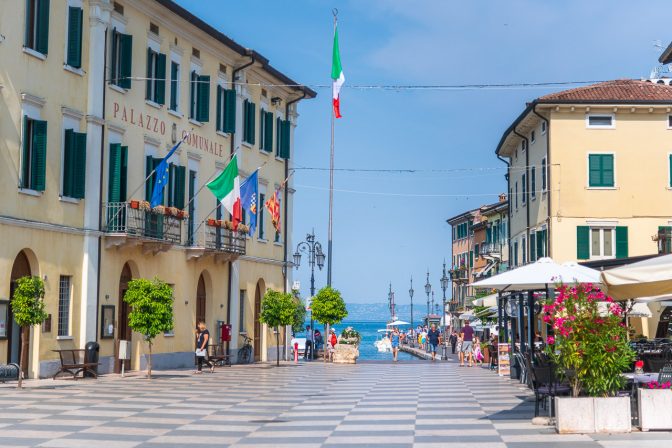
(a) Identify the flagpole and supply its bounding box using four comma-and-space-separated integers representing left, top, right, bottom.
327, 9, 337, 287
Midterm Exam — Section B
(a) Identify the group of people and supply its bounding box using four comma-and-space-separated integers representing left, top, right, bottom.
303, 325, 338, 361
447, 320, 490, 367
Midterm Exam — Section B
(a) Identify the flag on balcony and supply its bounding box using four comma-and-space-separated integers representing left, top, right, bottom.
331, 22, 345, 118
207, 155, 240, 220
240, 170, 258, 235
150, 140, 184, 208
264, 188, 281, 233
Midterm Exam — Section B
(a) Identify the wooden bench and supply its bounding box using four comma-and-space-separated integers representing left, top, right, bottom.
52, 349, 100, 380
208, 344, 232, 367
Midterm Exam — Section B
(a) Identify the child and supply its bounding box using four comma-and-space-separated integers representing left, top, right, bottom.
473, 336, 484, 366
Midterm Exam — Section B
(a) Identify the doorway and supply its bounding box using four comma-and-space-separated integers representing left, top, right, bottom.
196, 274, 206, 326
8, 251, 32, 375
115, 263, 132, 373
254, 282, 262, 361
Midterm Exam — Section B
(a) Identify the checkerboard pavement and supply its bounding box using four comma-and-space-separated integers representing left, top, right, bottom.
1, 359, 671, 447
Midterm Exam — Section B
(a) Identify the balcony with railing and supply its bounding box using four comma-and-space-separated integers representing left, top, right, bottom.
449, 268, 469, 282
185, 219, 247, 262
479, 242, 501, 259
103, 202, 183, 253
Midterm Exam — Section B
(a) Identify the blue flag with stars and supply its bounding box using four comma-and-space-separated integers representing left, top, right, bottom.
240, 170, 259, 235
150, 140, 184, 208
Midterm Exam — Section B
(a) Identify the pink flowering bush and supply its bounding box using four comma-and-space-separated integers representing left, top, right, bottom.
543, 283, 635, 397
646, 381, 672, 390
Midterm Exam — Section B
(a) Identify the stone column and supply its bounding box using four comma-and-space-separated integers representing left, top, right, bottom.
80, 0, 112, 345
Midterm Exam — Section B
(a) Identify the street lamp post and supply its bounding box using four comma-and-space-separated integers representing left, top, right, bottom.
424, 271, 431, 326
388, 283, 396, 321
293, 230, 325, 360
440, 261, 450, 359
431, 291, 435, 316
409, 277, 414, 330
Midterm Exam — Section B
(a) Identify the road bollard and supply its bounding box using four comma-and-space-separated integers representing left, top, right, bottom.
294, 342, 299, 363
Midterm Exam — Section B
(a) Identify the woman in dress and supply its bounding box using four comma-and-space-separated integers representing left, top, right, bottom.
391, 327, 401, 362
195, 321, 214, 374
456, 334, 464, 366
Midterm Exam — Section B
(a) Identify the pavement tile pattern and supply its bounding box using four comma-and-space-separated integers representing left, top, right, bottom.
0, 360, 671, 447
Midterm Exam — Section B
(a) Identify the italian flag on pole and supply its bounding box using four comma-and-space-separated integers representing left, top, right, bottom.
207, 154, 240, 221
331, 23, 345, 118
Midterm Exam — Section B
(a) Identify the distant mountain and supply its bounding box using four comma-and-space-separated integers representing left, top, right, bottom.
343, 302, 432, 323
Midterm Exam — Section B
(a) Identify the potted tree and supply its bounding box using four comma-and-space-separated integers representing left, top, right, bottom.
544, 283, 635, 434
258, 289, 296, 367
11, 276, 48, 388
123, 277, 174, 379
311, 286, 349, 362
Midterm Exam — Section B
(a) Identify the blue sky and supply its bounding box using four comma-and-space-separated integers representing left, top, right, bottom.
175, 0, 669, 304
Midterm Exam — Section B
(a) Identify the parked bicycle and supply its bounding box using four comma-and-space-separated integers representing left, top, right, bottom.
238, 334, 253, 364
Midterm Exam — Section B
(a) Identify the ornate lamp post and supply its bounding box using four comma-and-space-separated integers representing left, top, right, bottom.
409, 277, 414, 330
387, 283, 396, 321
293, 230, 325, 356
440, 260, 450, 333
424, 270, 431, 325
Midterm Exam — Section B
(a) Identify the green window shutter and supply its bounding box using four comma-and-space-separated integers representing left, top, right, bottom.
248, 101, 256, 144
280, 119, 291, 159
669, 155, 672, 188
72, 132, 86, 199
197, 75, 210, 122
145, 48, 153, 100
156, 53, 166, 105
176, 166, 186, 209
120, 146, 128, 201
474, 244, 479, 258
536, 230, 544, 258
529, 233, 536, 262
63, 129, 74, 197
588, 154, 601, 187
259, 108, 264, 149
66, 7, 82, 68
577, 226, 590, 260
36, 0, 50, 55
145, 155, 153, 201
531, 167, 536, 197
216, 85, 223, 131
110, 29, 118, 84
119, 33, 133, 89
243, 100, 250, 141
24, 0, 33, 48
275, 116, 281, 154
167, 164, 175, 207
224, 89, 236, 133
170, 61, 178, 111
30, 119, 47, 191
602, 155, 614, 187
108, 144, 121, 202
615, 226, 628, 259
265, 112, 274, 152
469, 250, 474, 267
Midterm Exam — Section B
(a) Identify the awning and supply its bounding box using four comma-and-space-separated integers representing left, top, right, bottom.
476, 262, 497, 278
458, 312, 475, 320
628, 302, 652, 318
601, 254, 672, 301
475, 306, 498, 319
472, 293, 498, 307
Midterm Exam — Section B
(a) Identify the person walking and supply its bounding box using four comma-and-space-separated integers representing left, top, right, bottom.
304, 325, 314, 360
391, 327, 401, 362
427, 323, 441, 361
449, 330, 458, 354
473, 336, 484, 366
457, 334, 464, 365
328, 328, 338, 362
195, 321, 214, 374
460, 320, 475, 367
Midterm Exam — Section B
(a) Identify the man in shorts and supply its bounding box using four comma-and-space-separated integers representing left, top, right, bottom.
427, 323, 441, 361
460, 320, 475, 367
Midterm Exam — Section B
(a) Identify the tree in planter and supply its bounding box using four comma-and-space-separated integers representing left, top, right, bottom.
258, 289, 296, 366
311, 286, 348, 360
11, 276, 48, 388
123, 278, 174, 379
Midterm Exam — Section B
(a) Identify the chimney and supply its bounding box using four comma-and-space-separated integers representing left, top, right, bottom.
499, 193, 506, 203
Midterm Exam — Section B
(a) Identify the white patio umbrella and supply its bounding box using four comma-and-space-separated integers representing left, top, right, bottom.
387, 320, 410, 326
472, 293, 498, 307
471, 257, 601, 291
628, 302, 653, 318
601, 254, 672, 301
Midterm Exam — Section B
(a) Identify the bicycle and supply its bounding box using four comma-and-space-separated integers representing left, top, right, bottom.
237, 334, 253, 364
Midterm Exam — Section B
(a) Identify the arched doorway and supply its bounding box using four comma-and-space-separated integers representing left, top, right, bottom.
253, 281, 263, 361
115, 264, 132, 373
8, 251, 32, 374
196, 274, 206, 326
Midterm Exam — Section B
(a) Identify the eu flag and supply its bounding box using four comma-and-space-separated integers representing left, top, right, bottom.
240, 170, 259, 235
150, 140, 183, 208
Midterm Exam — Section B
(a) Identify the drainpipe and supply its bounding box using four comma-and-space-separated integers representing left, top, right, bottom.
94, 28, 109, 344
283, 91, 306, 293
497, 154, 510, 267
513, 129, 530, 265
532, 105, 550, 258
226, 52, 255, 328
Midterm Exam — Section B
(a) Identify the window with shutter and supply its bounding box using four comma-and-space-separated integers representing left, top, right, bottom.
189, 71, 197, 119
522, 174, 526, 204
281, 120, 291, 159
577, 226, 590, 260
615, 226, 628, 259
224, 89, 236, 133
531, 167, 536, 199
541, 158, 547, 191
119, 33, 133, 89
216, 85, 223, 132
529, 232, 536, 262
62, 129, 86, 198
169, 61, 179, 111
66, 6, 83, 68
29, 119, 47, 191
176, 166, 186, 209
197, 75, 210, 122
25, 0, 50, 55
120, 146, 128, 201
588, 154, 615, 187
155, 53, 166, 105
259, 108, 265, 150
145, 48, 154, 100
63, 129, 74, 197
108, 144, 121, 203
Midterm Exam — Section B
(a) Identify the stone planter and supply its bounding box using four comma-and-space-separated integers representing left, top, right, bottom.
638, 388, 672, 431
333, 344, 359, 364
556, 396, 631, 434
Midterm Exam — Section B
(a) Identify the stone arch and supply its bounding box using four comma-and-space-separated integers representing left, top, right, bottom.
7, 249, 37, 370
115, 262, 134, 373
253, 278, 266, 361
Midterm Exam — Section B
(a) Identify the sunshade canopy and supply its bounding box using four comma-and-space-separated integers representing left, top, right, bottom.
472, 293, 498, 307
601, 254, 672, 301
387, 320, 410, 326
471, 257, 601, 291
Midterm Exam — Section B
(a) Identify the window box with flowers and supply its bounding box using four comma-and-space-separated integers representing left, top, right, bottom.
543, 284, 635, 434
638, 381, 672, 431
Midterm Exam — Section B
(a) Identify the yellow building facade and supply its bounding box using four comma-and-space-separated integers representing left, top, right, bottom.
0, 0, 315, 377
496, 79, 672, 336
